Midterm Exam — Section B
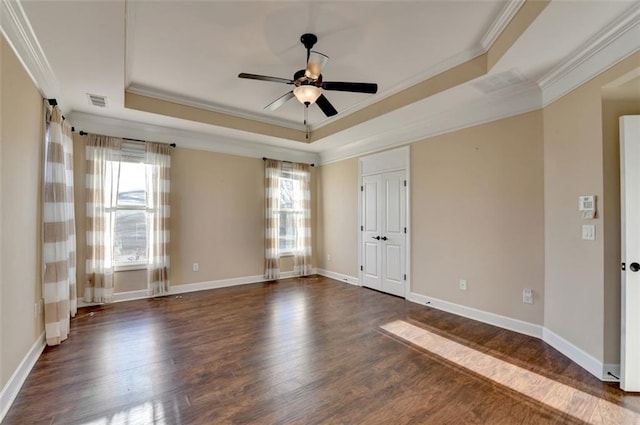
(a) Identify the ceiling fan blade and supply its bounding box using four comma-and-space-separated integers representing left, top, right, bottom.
322, 81, 378, 94
238, 73, 293, 84
315, 94, 338, 117
264, 91, 295, 111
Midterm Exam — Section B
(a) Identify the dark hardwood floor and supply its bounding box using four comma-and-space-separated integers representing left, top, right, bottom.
3, 276, 639, 424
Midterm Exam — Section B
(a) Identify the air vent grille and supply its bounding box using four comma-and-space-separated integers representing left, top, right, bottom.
470, 70, 526, 94
86, 93, 107, 108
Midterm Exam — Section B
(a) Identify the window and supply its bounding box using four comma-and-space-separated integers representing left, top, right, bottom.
110, 147, 148, 269
276, 166, 303, 255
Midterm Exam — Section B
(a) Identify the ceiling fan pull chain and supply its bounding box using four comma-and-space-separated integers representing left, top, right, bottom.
304, 104, 309, 140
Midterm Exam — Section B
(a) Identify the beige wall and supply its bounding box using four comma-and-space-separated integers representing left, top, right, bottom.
73, 143, 317, 295
543, 52, 640, 363
411, 111, 545, 324
0, 35, 45, 387
316, 158, 359, 277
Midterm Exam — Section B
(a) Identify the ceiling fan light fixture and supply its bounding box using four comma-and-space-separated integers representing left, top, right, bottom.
305, 51, 329, 80
293, 85, 322, 105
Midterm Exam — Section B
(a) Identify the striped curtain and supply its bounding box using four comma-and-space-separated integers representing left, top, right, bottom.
146, 142, 171, 296
293, 163, 312, 276
43, 106, 77, 346
264, 159, 281, 280
85, 135, 121, 303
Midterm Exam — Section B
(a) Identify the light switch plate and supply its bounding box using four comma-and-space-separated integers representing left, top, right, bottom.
582, 225, 595, 241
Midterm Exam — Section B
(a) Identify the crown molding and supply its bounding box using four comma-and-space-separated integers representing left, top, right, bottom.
480, 0, 526, 51
126, 85, 305, 132
539, 2, 640, 107
68, 111, 319, 164
318, 82, 542, 165
0, 0, 60, 100
309, 44, 487, 132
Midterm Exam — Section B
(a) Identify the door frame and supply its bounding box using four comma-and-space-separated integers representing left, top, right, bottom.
358, 146, 411, 298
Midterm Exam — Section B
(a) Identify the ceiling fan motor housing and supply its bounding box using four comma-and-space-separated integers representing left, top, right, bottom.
300, 33, 318, 50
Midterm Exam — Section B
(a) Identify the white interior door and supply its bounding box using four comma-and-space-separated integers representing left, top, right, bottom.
620, 115, 640, 392
381, 170, 406, 297
362, 174, 382, 291
361, 171, 406, 297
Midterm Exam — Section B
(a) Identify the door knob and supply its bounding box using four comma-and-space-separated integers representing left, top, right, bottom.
381, 236, 388, 241
372, 236, 380, 240
630, 262, 640, 272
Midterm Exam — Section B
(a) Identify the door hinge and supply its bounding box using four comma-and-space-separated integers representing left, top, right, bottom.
404, 227, 407, 234
404, 180, 407, 187
622, 262, 626, 271
361, 185, 364, 191
361, 225, 364, 231
404, 274, 407, 281
360, 265, 363, 271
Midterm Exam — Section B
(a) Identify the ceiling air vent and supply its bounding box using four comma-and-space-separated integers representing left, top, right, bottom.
86, 93, 108, 108
470, 70, 526, 94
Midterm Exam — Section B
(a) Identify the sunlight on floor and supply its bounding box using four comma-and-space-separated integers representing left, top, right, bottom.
381, 320, 640, 425
80, 401, 166, 425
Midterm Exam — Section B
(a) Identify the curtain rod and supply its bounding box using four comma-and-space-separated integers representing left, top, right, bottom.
47, 98, 72, 129
47, 100, 176, 148
262, 157, 315, 167
78, 130, 176, 148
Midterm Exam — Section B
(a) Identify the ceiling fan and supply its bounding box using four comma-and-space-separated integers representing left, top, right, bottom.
238, 33, 378, 121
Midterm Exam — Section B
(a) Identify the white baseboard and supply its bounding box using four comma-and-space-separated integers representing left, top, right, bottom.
316, 269, 360, 286
407, 291, 620, 383
542, 328, 620, 382
0, 332, 45, 423
408, 292, 543, 338
84, 270, 320, 304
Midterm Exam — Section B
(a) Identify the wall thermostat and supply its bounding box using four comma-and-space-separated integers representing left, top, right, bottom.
579, 195, 596, 219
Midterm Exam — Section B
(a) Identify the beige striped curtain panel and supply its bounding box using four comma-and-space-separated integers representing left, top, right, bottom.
85, 135, 122, 303
43, 105, 77, 346
264, 159, 281, 280
292, 163, 312, 276
145, 142, 171, 296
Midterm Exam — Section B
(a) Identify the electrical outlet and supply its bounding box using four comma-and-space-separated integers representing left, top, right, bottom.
459, 279, 467, 291
327, 254, 331, 262
523, 288, 533, 304
192, 263, 199, 272
34, 302, 39, 318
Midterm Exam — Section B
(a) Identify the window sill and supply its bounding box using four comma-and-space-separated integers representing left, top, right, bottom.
114, 264, 147, 272
280, 252, 294, 258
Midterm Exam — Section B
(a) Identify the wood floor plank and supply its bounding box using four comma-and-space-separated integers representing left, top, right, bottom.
3, 276, 638, 424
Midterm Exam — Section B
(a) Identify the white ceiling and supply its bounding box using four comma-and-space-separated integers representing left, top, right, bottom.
8, 0, 640, 162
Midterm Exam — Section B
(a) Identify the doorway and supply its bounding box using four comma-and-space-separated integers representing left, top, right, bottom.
359, 147, 410, 297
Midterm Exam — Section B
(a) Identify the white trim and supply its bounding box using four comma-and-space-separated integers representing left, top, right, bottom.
539, 2, 640, 107
404, 147, 411, 300
310, 46, 486, 132
68, 112, 319, 165
126, 85, 305, 132
407, 292, 543, 338
406, 291, 619, 382
0, 0, 60, 101
0, 332, 45, 423
91, 270, 320, 304
480, 0, 526, 51
318, 83, 541, 165
542, 327, 617, 382
317, 269, 360, 286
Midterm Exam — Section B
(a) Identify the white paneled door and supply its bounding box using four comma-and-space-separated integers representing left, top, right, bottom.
361, 170, 406, 297
620, 115, 640, 392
